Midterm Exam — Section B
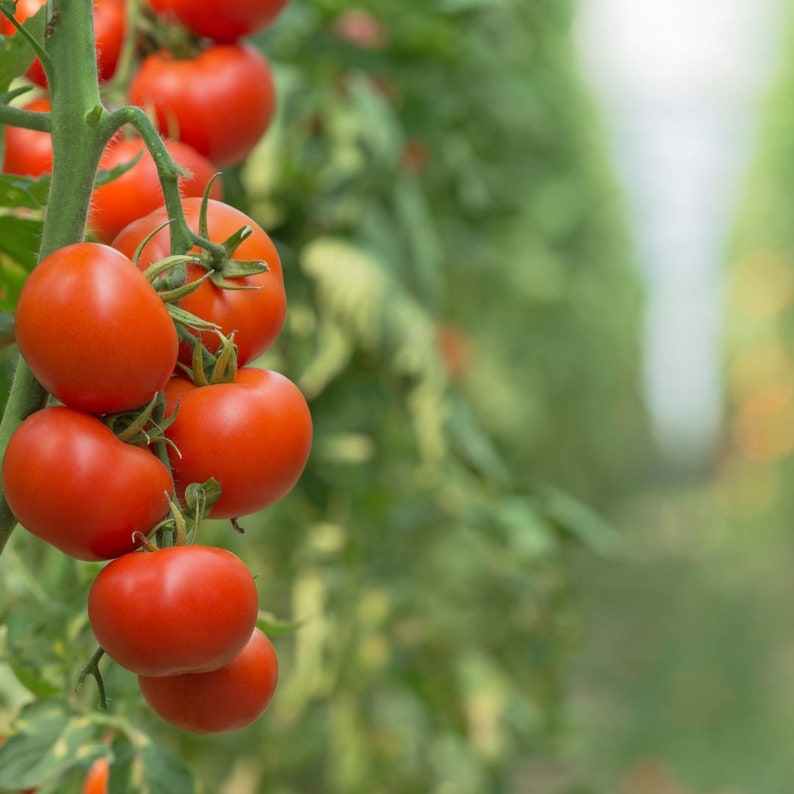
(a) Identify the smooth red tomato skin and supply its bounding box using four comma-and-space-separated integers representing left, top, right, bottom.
112, 198, 286, 366
139, 629, 278, 733
1, 407, 172, 561
90, 139, 222, 243
2, 98, 51, 176
148, 0, 288, 42
164, 368, 312, 519
128, 44, 275, 167
15, 243, 178, 414
88, 546, 259, 676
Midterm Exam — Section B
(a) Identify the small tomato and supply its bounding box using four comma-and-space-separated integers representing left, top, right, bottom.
139, 629, 278, 733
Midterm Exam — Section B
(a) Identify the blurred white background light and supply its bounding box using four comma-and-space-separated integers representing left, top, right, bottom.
575, 0, 784, 464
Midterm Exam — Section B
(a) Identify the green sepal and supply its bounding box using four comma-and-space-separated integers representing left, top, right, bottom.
256, 610, 307, 636
166, 302, 220, 332
184, 478, 223, 519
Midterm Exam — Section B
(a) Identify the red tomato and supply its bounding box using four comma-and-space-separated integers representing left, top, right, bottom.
138, 629, 278, 733
164, 368, 312, 519
15, 243, 178, 414
128, 44, 276, 167
2, 98, 51, 176
2, 0, 125, 86
1, 406, 172, 561
82, 757, 109, 794
0, 0, 44, 35
88, 546, 259, 676
331, 9, 388, 50
112, 198, 286, 367
148, 0, 289, 42
89, 138, 222, 243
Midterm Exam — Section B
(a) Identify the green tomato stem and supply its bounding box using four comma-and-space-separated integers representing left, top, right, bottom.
0, 0, 172, 555
0, 104, 51, 131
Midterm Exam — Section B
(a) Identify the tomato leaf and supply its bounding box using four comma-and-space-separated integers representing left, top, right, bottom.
0, 698, 97, 789
0, 215, 43, 271
135, 741, 197, 794
0, 171, 50, 208
93, 149, 144, 188
0, 3, 44, 91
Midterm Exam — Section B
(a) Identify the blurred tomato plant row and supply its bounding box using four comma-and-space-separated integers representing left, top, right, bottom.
0, 0, 651, 793
722, 5, 794, 530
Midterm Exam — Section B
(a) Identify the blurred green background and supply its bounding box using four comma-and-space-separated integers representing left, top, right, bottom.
5, 0, 794, 792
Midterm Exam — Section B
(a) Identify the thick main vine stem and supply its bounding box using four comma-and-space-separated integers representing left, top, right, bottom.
0, 1, 222, 555
0, 0, 109, 553
0, 0, 176, 554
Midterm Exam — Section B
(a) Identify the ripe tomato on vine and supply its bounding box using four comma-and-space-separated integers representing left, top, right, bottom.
88, 546, 260, 676
14, 242, 178, 414
112, 197, 286, 366
163, 368, 312, 519
128, 44, 276, 167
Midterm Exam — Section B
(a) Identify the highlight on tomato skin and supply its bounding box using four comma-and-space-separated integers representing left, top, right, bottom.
138, 629, 279, 734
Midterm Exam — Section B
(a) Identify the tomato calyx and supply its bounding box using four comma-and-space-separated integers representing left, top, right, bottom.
136, 4, 203, 60
178, 329, 239, 387
137, 480, 222, 551
103, 391, 177, 447
195, 192, 270, 286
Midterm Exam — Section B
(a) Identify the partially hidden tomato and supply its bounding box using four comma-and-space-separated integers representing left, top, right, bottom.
2, 98, 51, 177
0, 0, 43, 34
138, 628, 278, 733
89, 138, 222, 243
128, 44, 275, 167
1, 406, 172, 561
112, 198, 286, 367
82, 757, 109, 794
88, 546, 259, 676
2, 0, 125, 86
91, 0, 126, 82
15, 242, 178, 414
164, 368, 312, 519
148, 0, 289, 42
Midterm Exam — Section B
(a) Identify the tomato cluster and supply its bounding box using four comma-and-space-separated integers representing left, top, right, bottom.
1, 194, 306, 733
0, 0, 301, 740
2, 0, 287, 239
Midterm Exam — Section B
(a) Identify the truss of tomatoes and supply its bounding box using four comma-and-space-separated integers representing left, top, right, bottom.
1, 198, 309, 733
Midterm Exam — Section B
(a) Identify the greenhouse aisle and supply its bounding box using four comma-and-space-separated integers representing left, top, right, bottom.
558, 2, 794, 793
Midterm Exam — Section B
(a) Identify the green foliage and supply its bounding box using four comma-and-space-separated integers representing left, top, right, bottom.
0, 0, 650, 792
